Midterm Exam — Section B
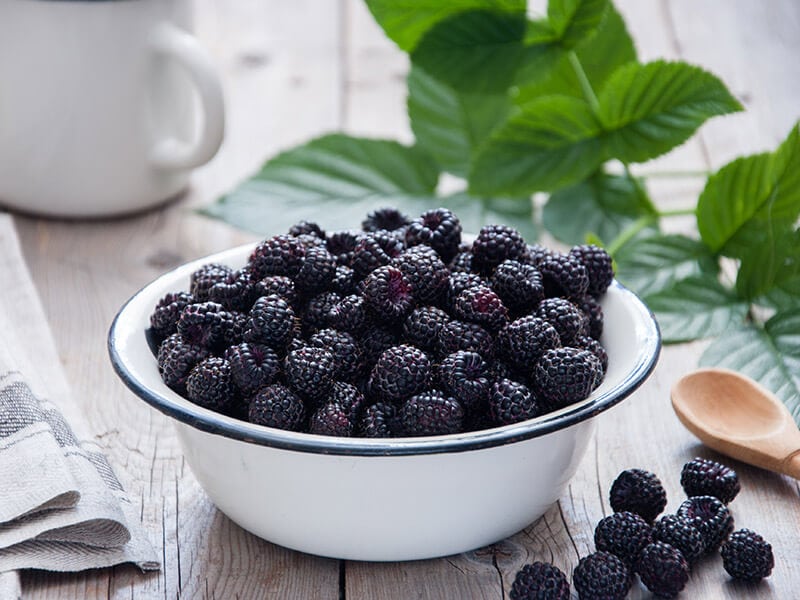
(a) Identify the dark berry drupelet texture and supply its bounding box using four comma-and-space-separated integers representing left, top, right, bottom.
535, 298, 588, 345
177, 301, 234, 351
329, 294, 368, 335
609, 468, 667, 523
448, 250, 473, 274
362, 265, 415, 322
677, 495, 734, 554
572, 551, 631, 600
399, 390, 463, 436
403, 306, 450, 352
253, 275, 297, 306
437, 320, 494, 359
351, 232, 404, 278
309, 402, 353, 436
362, 207, 410, 233
359, 326, 400, 368
636, 541, 689, 598
471, 224, 526, 274
594, 511, 653, 565
326, 230, 360, 266
569, 244, 614, 296
437, 351, 490, 413
330, 265, 356, 296
326, 381, 366, 423
444, 271, 484, 311
680, 457, 740, 504
301, 291, 341, 334
539, 254, 589, 299
358, 401, 399, 437
491, 259, 544, 314
224, 342, 280, 396
190, 263, 233, 301
393, 246, 448, 305
248, 384, 306, 431
157, 333, 209, 392
489, 378, 539, 426
244, 295, 296, 349
288, 220, 325, 239
150, 291, 195, 340
720, 529, 774, 582
574, 335, 608, 374
453, 285, 508, 332
521, 244, 558, 268
186, 357, 235, 413
509, 562, 570, 600
309, 328, 363, 383
405, 208, 462, 262
369, 345, 430, 402
249, 234, 305, 278
208, 267, 257, 312
294, 245, 336, 293
577, 294, 604, 340
284, 346, 335, 402
653, 514, 705, 565
497, 316, 560, 371
533, 348, 602, 411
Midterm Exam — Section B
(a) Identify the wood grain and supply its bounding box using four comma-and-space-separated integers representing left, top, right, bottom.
14, 1, 800, 598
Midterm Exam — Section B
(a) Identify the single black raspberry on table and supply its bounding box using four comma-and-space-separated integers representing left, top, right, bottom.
369, 345, 430, 402
569, 244, 614, 296
399, 390, 463, 436
676, 495, 734, 554
680, 457, 740, 504
157, 333, 209, 392
393, 246, 448, 305
609, 468, 667, 523
404, 208, 462, 262
308, 328, 363, 383
636, 541, 689, 598
244, 294, 296, 350
402, 306, 450, 352
437, 351, 490, 413
471, 224, 526, 274
497, 316, 560, 371
572, 551, 631, 600
190, 263, 233, 301
224, 342, 280, 396
362, 265, 415, 322
362, 207, 410, 233
488, 378, 538, 426
309, 402, 353, 437
284, 346, 335, 402
248, 384, 305, 431
437, 320, 494, 359
150, 291, 194, 340
652, 514, 704, 565
177, 301, 234, 351
720, 529, 774, 582
594, 511, 653, 565
453, 285, 508, 331
509, 562, 570, 600
491, 259, 544, 314
539, 253, 589, 300
535, 297, 588, 345
185, 357, 235, 413
249, 234, 305, 278
532, 348, 601, 411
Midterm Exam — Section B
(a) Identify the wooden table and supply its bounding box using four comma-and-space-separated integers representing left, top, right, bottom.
15, 1, 800, 597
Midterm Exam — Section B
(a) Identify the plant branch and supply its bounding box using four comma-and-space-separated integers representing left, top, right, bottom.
658, 207, 696, 218
606, 215, 657, 256
568, 51, 601, 116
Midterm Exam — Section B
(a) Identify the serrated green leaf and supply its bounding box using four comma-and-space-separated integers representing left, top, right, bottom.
407, 66, 511, 177
441, 192, 537, 240
615, 234, 719, 298
202, 134, 440, 234
697, 123, 800, 256
598, 60, 742, 163
547, 0, 608, 49
469, 95, 604, 195
736, 226, 800, 300
542, 172, 655, 245
644, 276, 748, 343
700, 310, 800, 424
364, 0, 525, 52
411, 10, 527, 93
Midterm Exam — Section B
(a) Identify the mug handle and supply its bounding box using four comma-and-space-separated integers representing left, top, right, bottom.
148, 23, 225, 170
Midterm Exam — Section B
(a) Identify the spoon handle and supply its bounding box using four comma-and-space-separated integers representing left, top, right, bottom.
781, 450, 800, 480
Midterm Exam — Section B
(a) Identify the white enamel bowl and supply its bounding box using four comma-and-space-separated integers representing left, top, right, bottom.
108, 243, 660, 561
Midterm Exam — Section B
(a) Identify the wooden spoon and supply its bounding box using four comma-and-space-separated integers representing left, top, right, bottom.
671, 367, 800, 479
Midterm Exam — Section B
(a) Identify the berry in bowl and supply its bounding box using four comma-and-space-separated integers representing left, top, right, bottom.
109, 207, 660, 561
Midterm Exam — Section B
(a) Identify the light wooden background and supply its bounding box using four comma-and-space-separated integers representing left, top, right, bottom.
14, 1, 800, 598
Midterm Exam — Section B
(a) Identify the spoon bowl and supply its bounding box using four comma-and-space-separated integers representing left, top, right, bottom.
671, 368, 800, 479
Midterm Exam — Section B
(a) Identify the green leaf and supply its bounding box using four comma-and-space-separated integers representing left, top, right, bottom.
543, 172, 655, 245
761, 277, 800, 312
643, 276, 748, 343
700, 310, 800, 424
411, 10, 527, 93
598, 60, 742, 163
547, 0, 608, 50
736, 226, 800, 300
469, 95, 604, 195
441, 192, 537, 240
202, 134, 440, 234
364, 0, 525, 52
614, 234, 719, 298
407, 66, 511, 177
697, 123, 800, 255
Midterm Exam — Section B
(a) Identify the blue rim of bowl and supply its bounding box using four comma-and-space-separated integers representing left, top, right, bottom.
108, 257, 661, 457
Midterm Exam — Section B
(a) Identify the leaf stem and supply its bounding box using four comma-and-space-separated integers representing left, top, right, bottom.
606, 215, 656, 256
623, 163, 658, 215
568, 51, 601, 116
658, 207, 696, 218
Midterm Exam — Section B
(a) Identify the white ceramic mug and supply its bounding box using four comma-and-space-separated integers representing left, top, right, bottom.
0, 0, 225, 217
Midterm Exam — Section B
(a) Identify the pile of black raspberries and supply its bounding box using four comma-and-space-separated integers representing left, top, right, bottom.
150, 206, 613, 437
510, 457, 774, 599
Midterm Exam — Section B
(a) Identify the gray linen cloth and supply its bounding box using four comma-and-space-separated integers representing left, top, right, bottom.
0, 215, 159, 575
